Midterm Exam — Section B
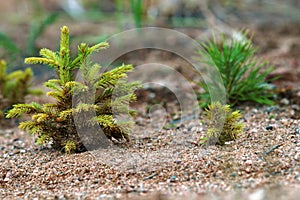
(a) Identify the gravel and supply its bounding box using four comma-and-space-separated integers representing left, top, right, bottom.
0, 103, 300, 199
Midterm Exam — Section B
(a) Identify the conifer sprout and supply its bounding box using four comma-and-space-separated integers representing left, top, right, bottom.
201, 102, 243, 146
196, 30, 275, 106
6, 26, 140, 153
0, 60, 42, 127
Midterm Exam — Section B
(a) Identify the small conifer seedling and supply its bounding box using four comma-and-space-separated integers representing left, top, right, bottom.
201, 102, 243, 146
196, 30, 275, 106
0, 60, 41, 126
7, 26, 139, 153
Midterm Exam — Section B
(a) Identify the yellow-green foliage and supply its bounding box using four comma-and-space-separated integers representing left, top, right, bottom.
0, 60, 41, 126
201, 102, 243, 146
63, 140, 76, 154
6, 26, 140, 153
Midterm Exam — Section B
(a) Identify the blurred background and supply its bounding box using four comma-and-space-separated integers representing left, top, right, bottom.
0, 0, 299, 86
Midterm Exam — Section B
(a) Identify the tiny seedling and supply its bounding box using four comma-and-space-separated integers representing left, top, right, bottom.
196, 30, 275, 106
0, 60, 42, 127
201, 102, 243, 146
7, 26, 140, 153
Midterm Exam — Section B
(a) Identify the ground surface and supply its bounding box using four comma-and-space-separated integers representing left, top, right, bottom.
1, 103, 300, 199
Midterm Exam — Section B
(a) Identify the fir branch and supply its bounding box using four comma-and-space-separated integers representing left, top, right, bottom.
25, 57, 60, 69
69, 44, 87, 71
43, 103, 59, 114
59, 109, 74, 120
96, 88, 114, 103
32, 113, 49, 123
19, 120, 43, 135
96, 64, 133, 88
82, 63, 101, 84
110, 94, 133, 114
60, 26, 70, 65
46, 91, 65, 102
65, 81, 89, 93
88, 42, 109, 53
59, 26, 71, 84
40, 48, 59, 61
36, 134, 50, 145
6, 102, 43, 118
75, 103, 98, 113
94, 114, 116, 128
44, 80, 63, 92
46, 79, 62, 85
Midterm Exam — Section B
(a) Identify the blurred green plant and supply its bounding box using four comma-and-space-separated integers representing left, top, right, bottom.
115, 0, 124, 30
0, 60, 42, 127
0, 13, 58, 66
6, 26, 140, 153
196, 30, 275, 106
115, 0, 143, 29
0, 33, 21, 62
130, 0, 143, 28
201, 102, 243, 146
27, 13, 59, 55
0, 32, 20, 59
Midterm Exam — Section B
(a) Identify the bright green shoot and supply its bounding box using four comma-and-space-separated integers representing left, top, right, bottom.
196, 30, 275, 106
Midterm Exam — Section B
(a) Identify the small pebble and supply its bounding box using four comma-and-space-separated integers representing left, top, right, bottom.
245, 160, 253, 166
170, 175, 177, 182
13, 138, 20, 142
294, 153, 300, 162
4, 171, 11, 182
294, 127, 300, 134
8, 152, 14, 156
266, 125, 273, 130
291, 104, 299, 110
264, 106, 278, 113
280, 98, 289, 105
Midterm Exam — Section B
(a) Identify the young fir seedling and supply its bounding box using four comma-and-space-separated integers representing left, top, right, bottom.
0, 60, 41, 126
6, 26, 140, 153
201, 102, 243, 146
196, 30, 275, 106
